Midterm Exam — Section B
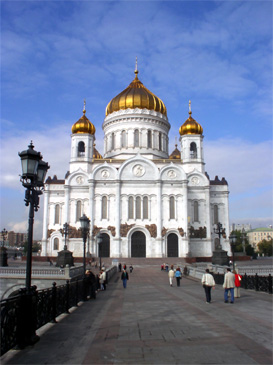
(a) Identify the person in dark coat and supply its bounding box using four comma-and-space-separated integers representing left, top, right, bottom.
121, 269, 129, 288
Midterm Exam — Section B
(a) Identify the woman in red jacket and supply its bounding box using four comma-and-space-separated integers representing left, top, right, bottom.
233, 270, 242, 298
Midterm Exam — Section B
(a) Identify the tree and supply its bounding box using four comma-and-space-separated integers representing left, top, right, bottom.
257, 239, 272, 256
23, 241, 41, 254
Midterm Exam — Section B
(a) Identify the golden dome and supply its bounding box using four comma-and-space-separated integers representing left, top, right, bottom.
105, 65, 167, 117
72, 101, 96, 135
93, 144, 102, 159
169, 144, 181, 159
179, 101, 203, 136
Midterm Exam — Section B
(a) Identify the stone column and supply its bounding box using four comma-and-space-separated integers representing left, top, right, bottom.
42, 189, 49, 255
89, 181, 95, 254
156, 180, 163, 255
64, 185, 70, 224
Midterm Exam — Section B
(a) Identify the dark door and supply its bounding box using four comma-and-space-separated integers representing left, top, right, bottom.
167, 233, 178, 257
131, 231, 146, 257
99, 233, 110, 257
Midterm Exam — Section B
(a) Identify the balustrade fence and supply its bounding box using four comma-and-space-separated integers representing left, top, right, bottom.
213, 273, 272, 294
1, 277, 97, 356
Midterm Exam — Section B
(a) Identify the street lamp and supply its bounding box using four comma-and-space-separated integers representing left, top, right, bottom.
56, 223, 74, 267
19, 141, 50, 292
213, 222, 226, 250
79, 214, 90, 276
97, 233, 103, 270
229, 233, 237, 271
241, 228, 246, 254
0, 228, 8, 266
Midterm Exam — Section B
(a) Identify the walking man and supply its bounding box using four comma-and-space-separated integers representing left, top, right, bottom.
168, 265, 175, 286
223, 268, 235, 303
121, 268, 129, 288
201, 269, 215, 303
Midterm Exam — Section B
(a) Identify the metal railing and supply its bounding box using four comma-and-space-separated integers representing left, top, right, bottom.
1, 265, 117, 356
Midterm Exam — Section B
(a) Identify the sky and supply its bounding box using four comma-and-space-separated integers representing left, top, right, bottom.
0, 0, 272, 240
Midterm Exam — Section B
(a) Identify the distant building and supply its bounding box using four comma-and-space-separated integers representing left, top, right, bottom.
7, 231, 27, 247
230, 223, 252, 233
247, 228, 273, 251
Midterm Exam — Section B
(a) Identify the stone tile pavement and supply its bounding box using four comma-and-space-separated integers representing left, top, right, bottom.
1, 265, 272, 364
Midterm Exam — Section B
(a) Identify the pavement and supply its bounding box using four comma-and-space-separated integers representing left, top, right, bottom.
1, 265, 272, 365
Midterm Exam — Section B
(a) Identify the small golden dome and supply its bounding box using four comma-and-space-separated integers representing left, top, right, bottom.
93, 144, 102, 159
105, 61, 167, 116
169, 144, 181, 159
72, 101, 96, 135
179, 101, 203, 136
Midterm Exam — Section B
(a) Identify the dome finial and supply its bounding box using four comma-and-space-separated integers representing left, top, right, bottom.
189, 100, 192, 115
83, 99, 86, 114
134, 56, 138, 79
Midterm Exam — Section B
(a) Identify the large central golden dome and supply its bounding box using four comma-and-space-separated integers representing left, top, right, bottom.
105, 68, 167, 116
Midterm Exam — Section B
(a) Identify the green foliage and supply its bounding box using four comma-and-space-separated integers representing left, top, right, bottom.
257, 239, 272, 256
23, 241, 41, 254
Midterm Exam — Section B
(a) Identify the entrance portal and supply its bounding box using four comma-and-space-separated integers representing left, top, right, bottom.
131, 231, 146, 257
167, 233, 178, 257
99, 233, 110, 257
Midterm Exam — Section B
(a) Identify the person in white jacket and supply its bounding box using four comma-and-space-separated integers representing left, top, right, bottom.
201, 269, 215, 303
168, 265, 175, 286
223, 268, 235, 303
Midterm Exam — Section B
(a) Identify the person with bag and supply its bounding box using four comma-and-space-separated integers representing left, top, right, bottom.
233, 270, 242, 298
175, 267, 182, 287
201, 269, 215, 304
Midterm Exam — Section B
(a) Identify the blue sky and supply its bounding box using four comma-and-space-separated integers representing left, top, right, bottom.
1, 0, 272, 239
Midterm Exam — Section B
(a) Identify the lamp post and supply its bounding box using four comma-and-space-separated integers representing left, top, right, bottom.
19, 141, 49, 292
97, 233, 103, 270
79, 214, 90, 276
229, 233, 237, 271
56, 222, 74, 267
0, 228, 8, 266
213, 222, 226, 250
241, 228, 246, 255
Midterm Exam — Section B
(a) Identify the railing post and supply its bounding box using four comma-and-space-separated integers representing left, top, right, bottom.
65, 280, 70, 313
51, 282, 57, 323
268, 274, 272, 294
255, 273, 259, 291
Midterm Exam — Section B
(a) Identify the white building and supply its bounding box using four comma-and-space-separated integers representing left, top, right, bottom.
41, 66, 230, 259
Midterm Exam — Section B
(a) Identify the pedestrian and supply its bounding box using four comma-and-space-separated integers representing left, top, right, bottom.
129, 264, 133, 273
233, 270, 242, 298
201, 269, 215, 303
123, 264, 127, 270
118, 263, 122, 272
168, 265, 175, 286
223, 268, 235, 303
99, 270, 105, 291
101, 268, 107, 290
175, 267, 182, 287
121, 268, 129, 288
165, 263, 169, 271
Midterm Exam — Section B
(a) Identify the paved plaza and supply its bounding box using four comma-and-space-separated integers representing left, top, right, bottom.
1, 264, 272, 364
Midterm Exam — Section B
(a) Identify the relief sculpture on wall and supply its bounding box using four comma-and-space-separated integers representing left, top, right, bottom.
107, 226, 116, 237
120, 223, 135, 237
189, 226, 207, 239
145, 224, 157, 238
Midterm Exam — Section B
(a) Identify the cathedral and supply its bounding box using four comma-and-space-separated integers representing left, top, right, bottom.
41, 64, 230, 259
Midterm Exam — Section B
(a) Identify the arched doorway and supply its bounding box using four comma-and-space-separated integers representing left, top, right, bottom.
167, 233, 178, 257
131, 231, 146, 257
99, 233, 110, 257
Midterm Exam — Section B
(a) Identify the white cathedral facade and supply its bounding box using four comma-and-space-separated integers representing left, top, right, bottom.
41, 67, 231, 259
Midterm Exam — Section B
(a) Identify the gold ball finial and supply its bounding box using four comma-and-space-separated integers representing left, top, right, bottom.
189, 100, 192, 115
83, 99, 86, 114
134, 56, 138, 78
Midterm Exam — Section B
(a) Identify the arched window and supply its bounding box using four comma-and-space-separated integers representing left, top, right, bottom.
76, 201, 82, 222
134, 130, 139, 147
111, 133, 115, 150
194, 201, 199, 222
78, 141, 85, 157
53, 238, 59, 251
169, 196, 175, 219
122, 130, 126, 148
214, 205, 218, 225
159, 132, 162, 151
147, 130, 152, 148
136, 196, 141, 219
128, 197, 134, 219
190, 142, 197, 158
143, 197, 148, 219
102, 196, 107, 219
54, 204, 60, 225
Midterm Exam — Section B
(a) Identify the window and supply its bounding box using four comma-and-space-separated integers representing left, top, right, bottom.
170, 196, 175, 219
136, 197, 141, 219
53, 238, 59, 251
128, 197, 134, 219
111, 133, 115, 150
143, 197, 148, 219
76, 201, 82, 222
102, 196, 107, 219
194, 201, 199, 222
213, 205, 218, 225
190, 142, 197, 158
78, 141, 85, 157
159, 132, 162, 151
122, 130, 126, 148
147, 130, 152, 148
134, 130, 139, 147
54, 204, 60, 225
